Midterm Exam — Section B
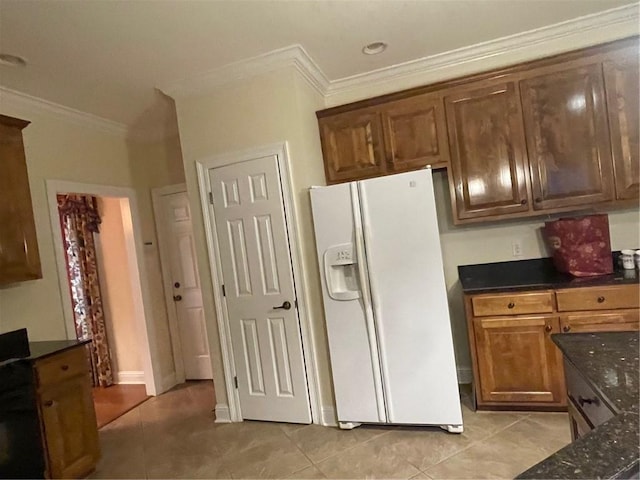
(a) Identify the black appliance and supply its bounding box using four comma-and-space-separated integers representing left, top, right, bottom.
0, 328, 45, 479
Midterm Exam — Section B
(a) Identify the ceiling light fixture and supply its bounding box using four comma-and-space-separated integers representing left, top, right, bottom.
0, 54, 27, 67
362, 42, 387, 55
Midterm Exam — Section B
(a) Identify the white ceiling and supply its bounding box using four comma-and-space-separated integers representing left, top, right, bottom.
0, 0, 634, 130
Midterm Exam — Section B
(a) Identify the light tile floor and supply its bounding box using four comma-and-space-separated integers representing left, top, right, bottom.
91, 381, 571, 479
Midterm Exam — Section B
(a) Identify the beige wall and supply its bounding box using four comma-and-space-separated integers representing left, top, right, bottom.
0, 99, 133, 340
128, 132, 186, 386
172, 24, 640, 417
173, 67, 333, 410
96, 197, 143, 377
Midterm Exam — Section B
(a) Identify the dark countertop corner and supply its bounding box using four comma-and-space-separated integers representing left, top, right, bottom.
517, 332, 640, 480
26, 339, 91, 361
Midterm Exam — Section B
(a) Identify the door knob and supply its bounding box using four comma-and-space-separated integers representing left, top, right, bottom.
173, 295, 183, 302
273, 301, 292, 310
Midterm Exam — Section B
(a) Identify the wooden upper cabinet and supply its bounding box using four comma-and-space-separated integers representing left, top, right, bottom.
381, 93, 449, 172
445, 81, 530, 222
318, 109, 386, 184
0, 114, 41, 285
603, 46, 640, 200
520, 62, 614, 210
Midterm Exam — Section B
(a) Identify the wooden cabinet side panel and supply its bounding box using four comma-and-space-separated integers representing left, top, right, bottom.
445, 82, 530, 221
520, 62, 614, 209
37, 349, 100, 479
603, 46, 640, 200
0, 119, 41, 284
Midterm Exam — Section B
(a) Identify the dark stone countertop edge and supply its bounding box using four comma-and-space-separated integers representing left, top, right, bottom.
458, 254, 639, 294
25, 339, 91, 361
516, 333, 639, 479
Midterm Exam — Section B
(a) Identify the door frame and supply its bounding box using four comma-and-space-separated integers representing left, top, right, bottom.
45, 179, 160, 395
151, 183, 192, 384
195, 142, 321, 424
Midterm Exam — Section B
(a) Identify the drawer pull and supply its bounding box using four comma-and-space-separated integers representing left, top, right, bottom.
507, 302, 515, 309
578, 395, 599, 407
597, 296, 605, 303
44, 400, 53, 407
563, 325, 571, 332
545, 324, 552, 332
61, 365, 69, 371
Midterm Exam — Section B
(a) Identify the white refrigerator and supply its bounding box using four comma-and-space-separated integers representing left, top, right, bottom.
310, 168, 463, 432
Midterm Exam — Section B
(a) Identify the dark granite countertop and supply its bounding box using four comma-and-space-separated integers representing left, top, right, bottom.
458, 254, 639, 293
517, 332, 640, 479
26, 340, 90, 361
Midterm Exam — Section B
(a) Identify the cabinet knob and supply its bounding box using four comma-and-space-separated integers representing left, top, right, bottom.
61, 364, 69, 371
520, 199, 527, 205
597, 296, 605, 303
507, 302, 515, 309
534, 197, 542, 203
173, 295, 183, 302
174, 282, 181, 288
563, 325, 571, 332
545, 324, 552, 332
44, 400, 53, 407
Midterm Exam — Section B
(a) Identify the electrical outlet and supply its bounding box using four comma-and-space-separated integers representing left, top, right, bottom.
512, 240, 523, 257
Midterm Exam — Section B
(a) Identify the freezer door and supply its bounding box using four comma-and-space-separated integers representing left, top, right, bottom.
358, 169, 463, 426
310, 184, 386, 423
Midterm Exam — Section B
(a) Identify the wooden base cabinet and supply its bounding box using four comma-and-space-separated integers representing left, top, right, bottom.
34, 346, 100, 479
466, 283, 640, 410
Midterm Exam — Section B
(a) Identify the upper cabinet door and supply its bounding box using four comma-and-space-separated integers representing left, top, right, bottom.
445, 82, 530, 222
381, 93, 449, 172
603, 46, 640, 201
318, 110, 385, 184
520, 63, 613, 210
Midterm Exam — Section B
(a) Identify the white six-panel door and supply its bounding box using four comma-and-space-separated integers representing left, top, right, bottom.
159, 191, 213, 380
208, 155, 311, 423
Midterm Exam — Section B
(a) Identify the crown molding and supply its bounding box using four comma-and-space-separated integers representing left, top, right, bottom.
324, 3, 640, 104
0, 86, 128, 137
160, 44, 330, 99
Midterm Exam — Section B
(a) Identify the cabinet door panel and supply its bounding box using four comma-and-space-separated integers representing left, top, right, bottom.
473, 316, 565, 405
319, 111, 385, 184
604, 46, 640, 200
382, 94, 449, 171
521, 63, 613, 209
445, 82, 530, 221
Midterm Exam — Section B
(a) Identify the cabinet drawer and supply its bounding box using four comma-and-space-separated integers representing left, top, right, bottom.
471, 291, 554, 316
564, 360, 614, 428
556, 284, 640, 312
560, 310, 640, 333
35, 346, 88, 388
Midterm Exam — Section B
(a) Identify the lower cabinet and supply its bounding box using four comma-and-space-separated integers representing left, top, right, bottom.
466, 283, 640, 410
35, 346, 100, 478
472, 315, 565, 407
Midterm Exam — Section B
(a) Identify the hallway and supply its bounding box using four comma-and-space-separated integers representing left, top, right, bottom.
91, 381, 570, 479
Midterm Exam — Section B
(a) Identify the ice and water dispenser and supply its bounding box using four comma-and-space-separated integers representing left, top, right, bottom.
323, 243, 360, 301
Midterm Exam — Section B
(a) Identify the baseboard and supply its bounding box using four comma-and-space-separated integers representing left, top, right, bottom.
115, 370, 145, 384
214, 404, 232, 423
160, 372, 178, 394
457, 367, 473, 385
321, 406, 337, 427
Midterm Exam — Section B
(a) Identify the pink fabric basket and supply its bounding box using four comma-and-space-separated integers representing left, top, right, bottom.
543, 214, 613, 277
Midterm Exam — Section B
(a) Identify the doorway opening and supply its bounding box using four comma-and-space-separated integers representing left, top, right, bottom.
46, 180, 159, 427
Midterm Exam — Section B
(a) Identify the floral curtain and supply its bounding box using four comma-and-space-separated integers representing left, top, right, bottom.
57, 194, 113, 387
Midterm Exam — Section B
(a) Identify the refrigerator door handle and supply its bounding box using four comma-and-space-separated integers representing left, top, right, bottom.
350, 184, 387, 423
358, 182, 394, 422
